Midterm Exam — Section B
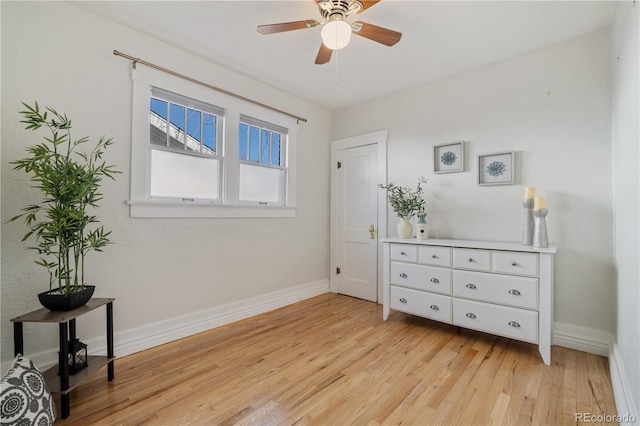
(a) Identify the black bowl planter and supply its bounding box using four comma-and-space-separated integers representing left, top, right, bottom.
38, 286, 95, 311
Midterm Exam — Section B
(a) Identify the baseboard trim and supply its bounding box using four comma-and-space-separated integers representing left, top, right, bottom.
553, 322, 612, 357
115, 279, 330, 357
608, 342, 639, 424
13, 279, 330, 372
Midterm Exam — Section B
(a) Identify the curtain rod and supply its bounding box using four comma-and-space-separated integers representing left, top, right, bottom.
113, 49, 307, 124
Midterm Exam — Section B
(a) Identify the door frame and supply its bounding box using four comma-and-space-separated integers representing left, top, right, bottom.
330, 130, 388, 302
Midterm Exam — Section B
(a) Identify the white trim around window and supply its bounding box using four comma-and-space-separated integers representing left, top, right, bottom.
129, 67, 297, 218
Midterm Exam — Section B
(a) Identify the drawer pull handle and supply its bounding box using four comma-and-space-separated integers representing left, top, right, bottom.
399, 273, 408, 278
508, 289, 521, 296
511, 261, 518, 266
400, 252, 406, 256
466, 283, 477, 289
466, 313, 476, 319
432, 254, 438, 259
430, 304, 439, 311
430, 278, 439, 284
399, 298, 408, 303
508, 321, 521, 328
468, 258, 474, 262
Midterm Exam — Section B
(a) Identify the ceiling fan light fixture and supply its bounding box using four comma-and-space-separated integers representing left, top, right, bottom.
321, 20, 352, 50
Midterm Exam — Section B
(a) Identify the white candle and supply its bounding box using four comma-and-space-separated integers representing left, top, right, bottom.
534, 197, 547, 210
524, 187, 535, 199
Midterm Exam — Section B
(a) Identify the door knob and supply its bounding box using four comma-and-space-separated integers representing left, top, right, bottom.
369, 224, 376, 239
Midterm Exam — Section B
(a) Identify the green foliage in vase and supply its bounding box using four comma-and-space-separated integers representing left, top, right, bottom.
9, 102, 120, 295
379, 177, 427, 220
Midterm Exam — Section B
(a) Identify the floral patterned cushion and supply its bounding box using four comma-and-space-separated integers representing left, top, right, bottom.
1, 354, 56, 425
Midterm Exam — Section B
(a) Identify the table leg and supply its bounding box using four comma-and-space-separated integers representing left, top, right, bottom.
69, 318, 77, 341
13, 322, 24, 356
106, 302, 114, 381
59, 322, 70, 419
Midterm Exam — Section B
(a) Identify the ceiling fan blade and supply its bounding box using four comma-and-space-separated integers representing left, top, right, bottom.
257, 20, 319, 35
356, 0, 381, 13
352, 21, 402, 46
315, 43, 333, 64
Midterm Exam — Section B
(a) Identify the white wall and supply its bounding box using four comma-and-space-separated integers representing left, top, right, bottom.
332, 30, 615, 335
611, 2, 640, 420
1, 2, 331, 367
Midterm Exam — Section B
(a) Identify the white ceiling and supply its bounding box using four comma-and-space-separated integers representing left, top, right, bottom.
75, 1, 615, 110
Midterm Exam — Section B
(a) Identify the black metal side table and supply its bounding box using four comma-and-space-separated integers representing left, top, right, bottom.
11, 298, 115, 419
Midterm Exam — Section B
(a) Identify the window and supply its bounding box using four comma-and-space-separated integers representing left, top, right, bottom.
149, 88, 224, 201
129, 66, 297, 218
238, 116, 287, 204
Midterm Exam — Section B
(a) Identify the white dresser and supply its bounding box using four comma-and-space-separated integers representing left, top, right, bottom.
382, 238, 557, 365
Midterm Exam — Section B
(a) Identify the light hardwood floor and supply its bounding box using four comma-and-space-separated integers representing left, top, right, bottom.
56, 293, 617, 425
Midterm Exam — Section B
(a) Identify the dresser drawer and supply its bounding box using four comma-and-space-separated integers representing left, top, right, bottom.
453, 248, 491, 271
391, 286, 452, 323
453, 299, 538, 344
453, 270, 538, 310
418, 246, 452, 267
391, 262, 452, 295
493, 251, 538, 276
390, 244, 417, 262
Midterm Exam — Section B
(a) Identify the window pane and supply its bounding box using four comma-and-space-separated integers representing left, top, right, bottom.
260, 129, 271, 164
150, 98, 169, 147
271, 133, 281, 166
238, 122, 248, 160
203, 113, 216, 154
150, 98, 168, 119
249, 126, 260, 162
150, 149, 219, 199
169, 103, 186, 151
186, 108, 201, 142
239, 163, 283, 203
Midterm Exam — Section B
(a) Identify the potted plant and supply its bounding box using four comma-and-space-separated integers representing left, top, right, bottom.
379, 177, 427, 238
9, 102, 119, 311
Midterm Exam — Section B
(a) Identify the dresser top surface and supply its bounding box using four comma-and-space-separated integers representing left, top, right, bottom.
383, 238, 557, 254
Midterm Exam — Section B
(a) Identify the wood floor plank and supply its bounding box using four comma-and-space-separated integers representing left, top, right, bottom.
54, 294, 617, 425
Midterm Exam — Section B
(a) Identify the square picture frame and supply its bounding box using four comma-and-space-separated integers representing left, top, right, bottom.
434, 142, 464, 173
478, 151, 515, 185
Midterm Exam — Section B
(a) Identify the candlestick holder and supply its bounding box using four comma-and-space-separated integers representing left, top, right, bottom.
533, 208, 549, 248
522, 198, 534, 245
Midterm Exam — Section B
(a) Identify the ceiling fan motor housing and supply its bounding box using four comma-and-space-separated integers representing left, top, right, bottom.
318, 0, 363, 21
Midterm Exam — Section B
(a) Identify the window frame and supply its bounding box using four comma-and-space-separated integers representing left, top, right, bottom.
129, 66, 297, 218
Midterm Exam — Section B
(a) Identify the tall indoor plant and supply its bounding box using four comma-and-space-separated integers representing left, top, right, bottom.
10, 102, 119, 310
379, 177, 427, 238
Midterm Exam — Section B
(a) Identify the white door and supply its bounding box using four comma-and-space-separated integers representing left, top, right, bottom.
334, 144, 379, 301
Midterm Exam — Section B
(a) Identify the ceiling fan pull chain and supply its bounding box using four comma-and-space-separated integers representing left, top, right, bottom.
335, 49, 339, 86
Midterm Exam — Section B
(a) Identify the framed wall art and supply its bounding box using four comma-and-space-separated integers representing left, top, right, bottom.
434, 142, 464, 173
478, 151, 515, 185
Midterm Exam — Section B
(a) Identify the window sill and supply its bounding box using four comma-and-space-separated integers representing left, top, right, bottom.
127, 200, 296, 218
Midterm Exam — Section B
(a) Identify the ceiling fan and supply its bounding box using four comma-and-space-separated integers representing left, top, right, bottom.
257, 0, 402, 65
